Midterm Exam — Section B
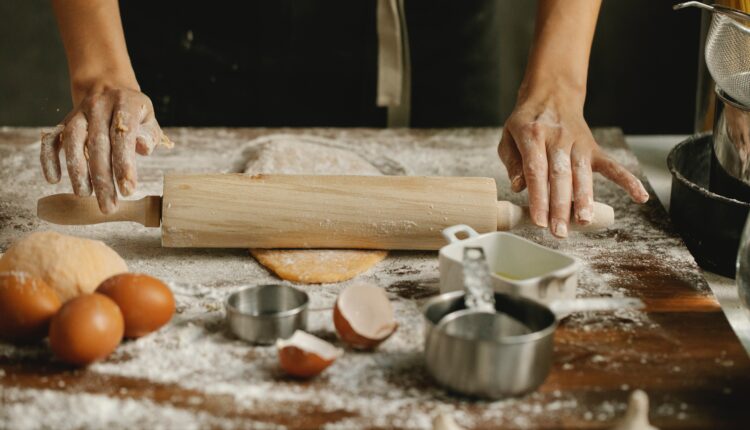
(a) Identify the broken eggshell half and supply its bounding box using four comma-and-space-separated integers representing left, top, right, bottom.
333, 283, 398, 350
276, 330, 343, 378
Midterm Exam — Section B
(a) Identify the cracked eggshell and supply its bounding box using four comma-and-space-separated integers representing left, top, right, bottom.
333, 283, 397, 350
277, 330, 343, 378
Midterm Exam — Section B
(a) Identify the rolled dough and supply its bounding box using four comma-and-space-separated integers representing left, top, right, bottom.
243, 135, 388, 284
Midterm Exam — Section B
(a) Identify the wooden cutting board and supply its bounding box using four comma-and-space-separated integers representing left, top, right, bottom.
0, 127, 748, 429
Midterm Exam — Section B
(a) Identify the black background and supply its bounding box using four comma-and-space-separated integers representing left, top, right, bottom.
2, 1, 701, 133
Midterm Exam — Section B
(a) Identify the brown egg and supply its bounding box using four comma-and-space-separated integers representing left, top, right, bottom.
49, 293, 124, 366
96, 273, 175, 338
0, 271, 61, 343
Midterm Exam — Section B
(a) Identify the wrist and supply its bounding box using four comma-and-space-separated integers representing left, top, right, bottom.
517, 74, 587, 108
70, 67, 139, 105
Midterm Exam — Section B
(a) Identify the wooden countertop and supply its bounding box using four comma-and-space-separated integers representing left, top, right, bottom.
0, 127, 748, 429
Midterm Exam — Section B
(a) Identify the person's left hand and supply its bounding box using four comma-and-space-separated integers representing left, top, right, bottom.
498, 86, 649, 238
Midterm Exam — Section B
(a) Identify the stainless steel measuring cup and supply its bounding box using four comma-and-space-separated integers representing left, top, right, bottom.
422, 291, 644, 399
226, 284, 309, 345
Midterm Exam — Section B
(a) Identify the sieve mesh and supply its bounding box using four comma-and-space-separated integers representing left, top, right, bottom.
705, 13, 750, 106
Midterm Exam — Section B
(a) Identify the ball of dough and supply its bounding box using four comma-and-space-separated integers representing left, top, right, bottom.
0, 231, 128, 302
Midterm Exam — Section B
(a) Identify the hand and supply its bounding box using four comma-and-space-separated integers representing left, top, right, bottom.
40, 85, 173, 214
498, 86, 649, 238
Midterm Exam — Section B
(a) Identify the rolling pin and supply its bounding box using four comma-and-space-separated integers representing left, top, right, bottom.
37, 174, 614, 250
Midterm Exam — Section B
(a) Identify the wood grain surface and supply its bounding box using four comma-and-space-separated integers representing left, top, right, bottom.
0, 127, 748, 429
161, 174, 499, 249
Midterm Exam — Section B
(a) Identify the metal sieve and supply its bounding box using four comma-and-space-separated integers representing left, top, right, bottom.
675, 2, 750, 106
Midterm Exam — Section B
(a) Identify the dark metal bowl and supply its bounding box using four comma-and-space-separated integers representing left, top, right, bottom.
667, 134, 750, 277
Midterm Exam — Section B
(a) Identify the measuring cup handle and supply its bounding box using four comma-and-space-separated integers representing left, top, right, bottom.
441, 224, 480, 244
549, 297, 645, 318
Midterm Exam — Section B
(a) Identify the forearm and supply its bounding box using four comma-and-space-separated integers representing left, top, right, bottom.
51, 0, 138, 104
521, 0, 601, 102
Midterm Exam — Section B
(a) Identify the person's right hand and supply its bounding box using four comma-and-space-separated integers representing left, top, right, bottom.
40, 85, 173, 214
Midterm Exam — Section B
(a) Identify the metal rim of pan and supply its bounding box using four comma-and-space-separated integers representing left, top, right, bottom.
666, 133, 750, 208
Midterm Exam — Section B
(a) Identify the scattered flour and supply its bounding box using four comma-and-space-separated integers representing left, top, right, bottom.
0, 128, 711, 428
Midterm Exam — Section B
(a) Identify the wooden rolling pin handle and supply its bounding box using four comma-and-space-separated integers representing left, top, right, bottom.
496, 201, 614, 231
36, 194, 162, 227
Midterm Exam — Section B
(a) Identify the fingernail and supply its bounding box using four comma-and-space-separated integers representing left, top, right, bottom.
633, 190, 649, 203
552, 219, 568, 238
75, 180, 92, 197
101, 200, 115, 214
511, 175, 523, 191
577, 207, 593, 224
534, 210, 549, 228
119, 179, 134, 196
99, 192, 118, 214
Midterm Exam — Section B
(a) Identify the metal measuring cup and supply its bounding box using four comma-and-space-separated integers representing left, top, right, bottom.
226, 284, 309, 345
423, 248, 644, 398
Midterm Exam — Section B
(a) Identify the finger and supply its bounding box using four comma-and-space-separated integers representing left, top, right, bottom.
515, 125, 549, 227
62, 113, 92, 196
593, 155, 649, 203
548, 146, 572, 238
40, 124, 64, 183
571, 146, 594, 225
135, 119, 164, 155
498, 128, 526, 192
86, 98, 118, 213
110, 109, 140, 196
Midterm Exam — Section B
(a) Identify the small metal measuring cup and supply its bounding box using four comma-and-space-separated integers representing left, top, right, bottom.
423, 291, 643, 399
226, 284, 309, 345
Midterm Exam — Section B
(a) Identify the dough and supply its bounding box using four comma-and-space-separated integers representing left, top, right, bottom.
611, 390, 658, 430
243, 135, 387, 284
250, 249, 387, 284
242, 135, 383, 176
0, 231, 128, 301
432, 413, 465, 430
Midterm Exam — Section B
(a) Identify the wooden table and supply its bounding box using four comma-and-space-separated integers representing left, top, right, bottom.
0, 127, 748, 429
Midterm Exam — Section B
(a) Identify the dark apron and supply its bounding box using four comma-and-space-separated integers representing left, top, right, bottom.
120, 0, 503, 127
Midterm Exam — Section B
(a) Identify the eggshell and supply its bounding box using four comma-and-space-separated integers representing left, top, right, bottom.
333, 283, 397, 350
0, 271, 61, 343
277, 330, 342, 378
49, 293, 124, 366
96, 273, 175, 338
